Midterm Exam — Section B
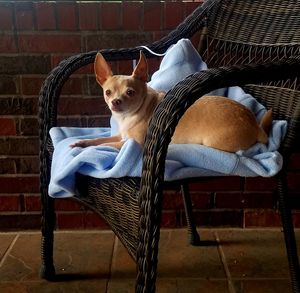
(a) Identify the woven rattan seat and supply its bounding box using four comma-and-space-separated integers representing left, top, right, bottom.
39, 0, 300, 292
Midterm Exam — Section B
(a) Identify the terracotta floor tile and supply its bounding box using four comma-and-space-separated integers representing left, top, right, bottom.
0, 233, 41, 282
233, 279, 292, 293
107, 278, 230, 293
216, 229, 299, 279
0, 231, 115, 283
0, 280, 107, 293
177, 279, 230, 293
111, 229, 225, 280
111, 237, 136, 279
0, 229, 299, 292
0, 233, 17, 262
157, 229, 225, 278
53, 231, 115, 279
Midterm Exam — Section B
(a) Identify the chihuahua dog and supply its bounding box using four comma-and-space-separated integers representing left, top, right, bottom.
70, 52, 272, 152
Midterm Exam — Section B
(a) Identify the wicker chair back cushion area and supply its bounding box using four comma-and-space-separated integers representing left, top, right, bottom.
39, 0, 300, 292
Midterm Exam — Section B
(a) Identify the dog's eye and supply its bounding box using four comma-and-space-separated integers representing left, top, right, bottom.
126, 89, 135, 97
105, 89, 111, 96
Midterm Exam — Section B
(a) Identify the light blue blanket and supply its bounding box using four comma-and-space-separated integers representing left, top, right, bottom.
49, 39, 287, 198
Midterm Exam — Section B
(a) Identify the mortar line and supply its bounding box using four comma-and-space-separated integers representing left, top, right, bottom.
0, 233, 19, 267
214, 231, 236, 293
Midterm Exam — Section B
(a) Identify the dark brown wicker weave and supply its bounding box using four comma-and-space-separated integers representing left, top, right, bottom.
39, 0, 300, 292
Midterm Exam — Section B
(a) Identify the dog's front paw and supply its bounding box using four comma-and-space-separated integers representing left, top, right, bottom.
70, 140, 92, 148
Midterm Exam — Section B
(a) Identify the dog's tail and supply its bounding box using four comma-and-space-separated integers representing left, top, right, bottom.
257, 109, 273, 144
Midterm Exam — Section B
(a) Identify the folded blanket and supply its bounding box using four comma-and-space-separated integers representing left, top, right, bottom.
49, 39, 287, 198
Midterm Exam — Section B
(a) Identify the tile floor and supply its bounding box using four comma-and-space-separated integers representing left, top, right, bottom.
0, 228, 299, 292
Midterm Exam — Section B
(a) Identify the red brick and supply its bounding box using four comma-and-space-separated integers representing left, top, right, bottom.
0, 118, 16, 135
17, 156, 39, 174
191, 192, 211, 209
244, 209, 281, 227
24, 195, 41, 211
57, 117, 85, 128
51, 54, 70, 67
35, 2, 56, 30
18, 34, 81, 53
215, 192, 274, 209
100, 2, 121, 30
144, 2, 162, 31
162, 191, 183, 209
244, 177, 276, 191
164, 187, 211, 210
0, 176, 39, 193
287, 171, 300, 191
118, 60, 134, 75
19, 117, 38, 136
191, 210, 243, 227
161, 211, 178, 228
189, 177, 242, 191
0, 137, 39, 156
238, 191, 275, 208
86, 116, 110, 128
0, 195, 20, 211
0, 158, 16, 174
79, 3, 98, 30
15, 2, 34, 30
56, 212, 85, 229
21, 76, 44, 95
57, 2, 77, 31
51, 54, 93, 74
0, 75, 18, 94
84, 212, 110, 229
55, 198, 83, 211
288, 152, 300, 170
85, 32, 153, 51
292, 211, 300, 228
0, 35, 17, 53
147, 57, 161, 76
164, 2, 184, 30
76, 63, 94, 75
123, 2, 142, 30
0, 97, 37, 115
60, 77, 83, 95
58, 97, 109, 115
0, 213, 41, 230
0, 3, 14, 30
185, 2, 202, 18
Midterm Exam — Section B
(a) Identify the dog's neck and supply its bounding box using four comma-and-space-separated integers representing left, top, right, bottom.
113, 86, 162, 138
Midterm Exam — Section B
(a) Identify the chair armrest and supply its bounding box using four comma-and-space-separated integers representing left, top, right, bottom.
138, 57, 300, 231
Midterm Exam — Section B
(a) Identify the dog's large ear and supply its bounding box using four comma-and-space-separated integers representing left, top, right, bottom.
132, 51, 148, 82
94, 53, 113, 86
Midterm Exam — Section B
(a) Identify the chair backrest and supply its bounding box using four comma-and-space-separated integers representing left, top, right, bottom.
198, 0, 300, 156
201, 0, 300, 67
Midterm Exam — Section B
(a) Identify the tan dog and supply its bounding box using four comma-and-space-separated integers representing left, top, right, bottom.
71, 52, 272, 152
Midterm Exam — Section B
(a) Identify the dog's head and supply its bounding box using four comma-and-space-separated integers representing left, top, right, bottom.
94, 51, 148, 116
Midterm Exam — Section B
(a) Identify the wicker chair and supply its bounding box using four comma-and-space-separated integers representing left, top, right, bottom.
39, 0, 300, 292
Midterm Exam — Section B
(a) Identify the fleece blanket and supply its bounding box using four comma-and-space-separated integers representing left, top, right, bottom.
49, 39, 287, 198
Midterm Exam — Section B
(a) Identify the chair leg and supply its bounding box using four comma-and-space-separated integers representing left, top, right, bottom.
277, 175, 300, 293
40, 195, 56, 281
181, 183, 201, 246
136, 227, 160, 293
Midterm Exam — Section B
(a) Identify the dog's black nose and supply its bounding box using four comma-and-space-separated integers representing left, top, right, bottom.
112, 99, 122, 106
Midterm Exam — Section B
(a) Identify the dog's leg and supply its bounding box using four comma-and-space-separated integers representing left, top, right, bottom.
100, 141, 125, 150
70, 135, 122, 148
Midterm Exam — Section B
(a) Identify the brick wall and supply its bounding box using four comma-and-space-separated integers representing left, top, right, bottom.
0, 0, 299, 230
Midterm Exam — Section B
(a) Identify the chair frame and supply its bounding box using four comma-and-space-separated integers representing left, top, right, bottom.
39, 0, 300, 292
